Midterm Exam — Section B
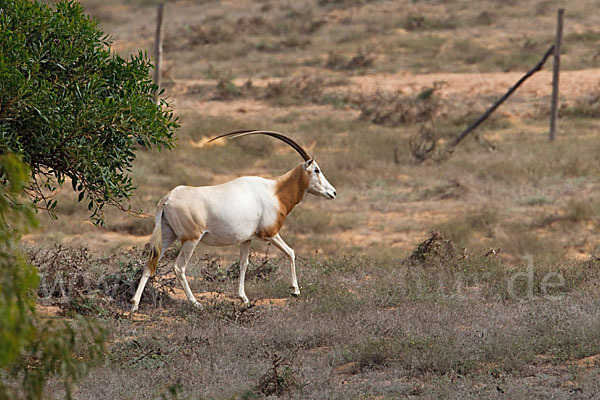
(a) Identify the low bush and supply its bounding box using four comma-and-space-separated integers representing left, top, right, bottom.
207, 65, 256, 101
402, 14, 459, 31
560, 92, 600, 118
355, 83, 445, 126
325, 48, 375, 71
264, 75, 324, 106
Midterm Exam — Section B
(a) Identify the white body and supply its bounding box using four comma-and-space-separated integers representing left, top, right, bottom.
130, 160, 336, 312
166, 177, 281, 246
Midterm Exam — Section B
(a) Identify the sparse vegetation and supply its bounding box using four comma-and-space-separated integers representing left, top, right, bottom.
26, 236, 600, 398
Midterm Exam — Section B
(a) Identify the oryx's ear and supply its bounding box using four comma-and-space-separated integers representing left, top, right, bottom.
303, 158, 315, 169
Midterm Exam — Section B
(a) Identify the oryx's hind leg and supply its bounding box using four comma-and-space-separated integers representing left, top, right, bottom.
267, 234, 299, 297
174, 238, 202, 308
238, 240, 252, 305
130, 225, 176, 313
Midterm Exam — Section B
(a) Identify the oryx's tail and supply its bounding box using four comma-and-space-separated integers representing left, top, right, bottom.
147, 196, 167, 276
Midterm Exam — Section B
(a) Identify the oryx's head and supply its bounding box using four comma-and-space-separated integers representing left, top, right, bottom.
302, 158, 336, 199
208, 130, 337, 200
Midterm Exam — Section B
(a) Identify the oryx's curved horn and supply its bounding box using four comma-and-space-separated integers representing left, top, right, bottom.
207, 130, 312, 161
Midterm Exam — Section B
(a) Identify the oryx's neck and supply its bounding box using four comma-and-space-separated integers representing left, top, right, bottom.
274, 164, 310, 216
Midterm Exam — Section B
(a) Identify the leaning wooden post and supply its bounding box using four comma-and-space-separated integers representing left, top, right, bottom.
549, 8, 564, 141
437, 45, 555, 160
153, 3, 165, 104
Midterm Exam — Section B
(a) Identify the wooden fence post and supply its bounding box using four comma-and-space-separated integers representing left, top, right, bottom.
549, 8, 564, 141
153, 3, 165, 104
437, 45, 555, 161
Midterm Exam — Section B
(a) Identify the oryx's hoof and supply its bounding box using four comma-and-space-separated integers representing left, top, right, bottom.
191, 301, 203, 310
239, 293, 250, 306
290, 288, 300, 297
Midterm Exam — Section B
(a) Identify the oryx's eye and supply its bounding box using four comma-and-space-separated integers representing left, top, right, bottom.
315, 168, 320, 174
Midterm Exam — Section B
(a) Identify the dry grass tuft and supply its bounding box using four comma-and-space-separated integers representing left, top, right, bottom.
409, 230, 462, 266
256, 352, 303, 396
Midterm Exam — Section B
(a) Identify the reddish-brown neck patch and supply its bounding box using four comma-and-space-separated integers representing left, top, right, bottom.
275, 164, 311, 216
256, 164, 310, 239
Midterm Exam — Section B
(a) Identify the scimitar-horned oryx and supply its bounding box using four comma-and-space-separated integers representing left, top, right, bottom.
130, 130, 337, 313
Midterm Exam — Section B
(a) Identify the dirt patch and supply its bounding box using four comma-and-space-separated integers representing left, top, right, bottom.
577, 354, 600, 369
255, 297, 288, 307
36, 305, 62, 319
333, 362, 359, 375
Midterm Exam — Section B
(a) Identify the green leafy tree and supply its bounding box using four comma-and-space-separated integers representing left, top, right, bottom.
0, 0, 178, 223
0, 0, 179, 398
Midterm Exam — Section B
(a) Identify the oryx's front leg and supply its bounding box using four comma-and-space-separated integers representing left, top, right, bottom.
238, 240, 252, 305
174, 238, 202, 309
267, 234, 299, 297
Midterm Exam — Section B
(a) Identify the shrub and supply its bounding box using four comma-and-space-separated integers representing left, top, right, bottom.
165, 23, 235, 51
207, 66, 247, 100
256, 36, 311, 52
409, 230, 461, 267
187, 24, 233, 45
355, 83, 445, 127
287, 208, 333, 234
30, 245, 177, 313
473, 11, 495, 26
325, 48, 375, 71
560, 92, 600, 118
256, 352, 303, 396
565, 199, 596, 222
264, 75, 324, 106
402, 14, 459, 31
453, 39, 492, 65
